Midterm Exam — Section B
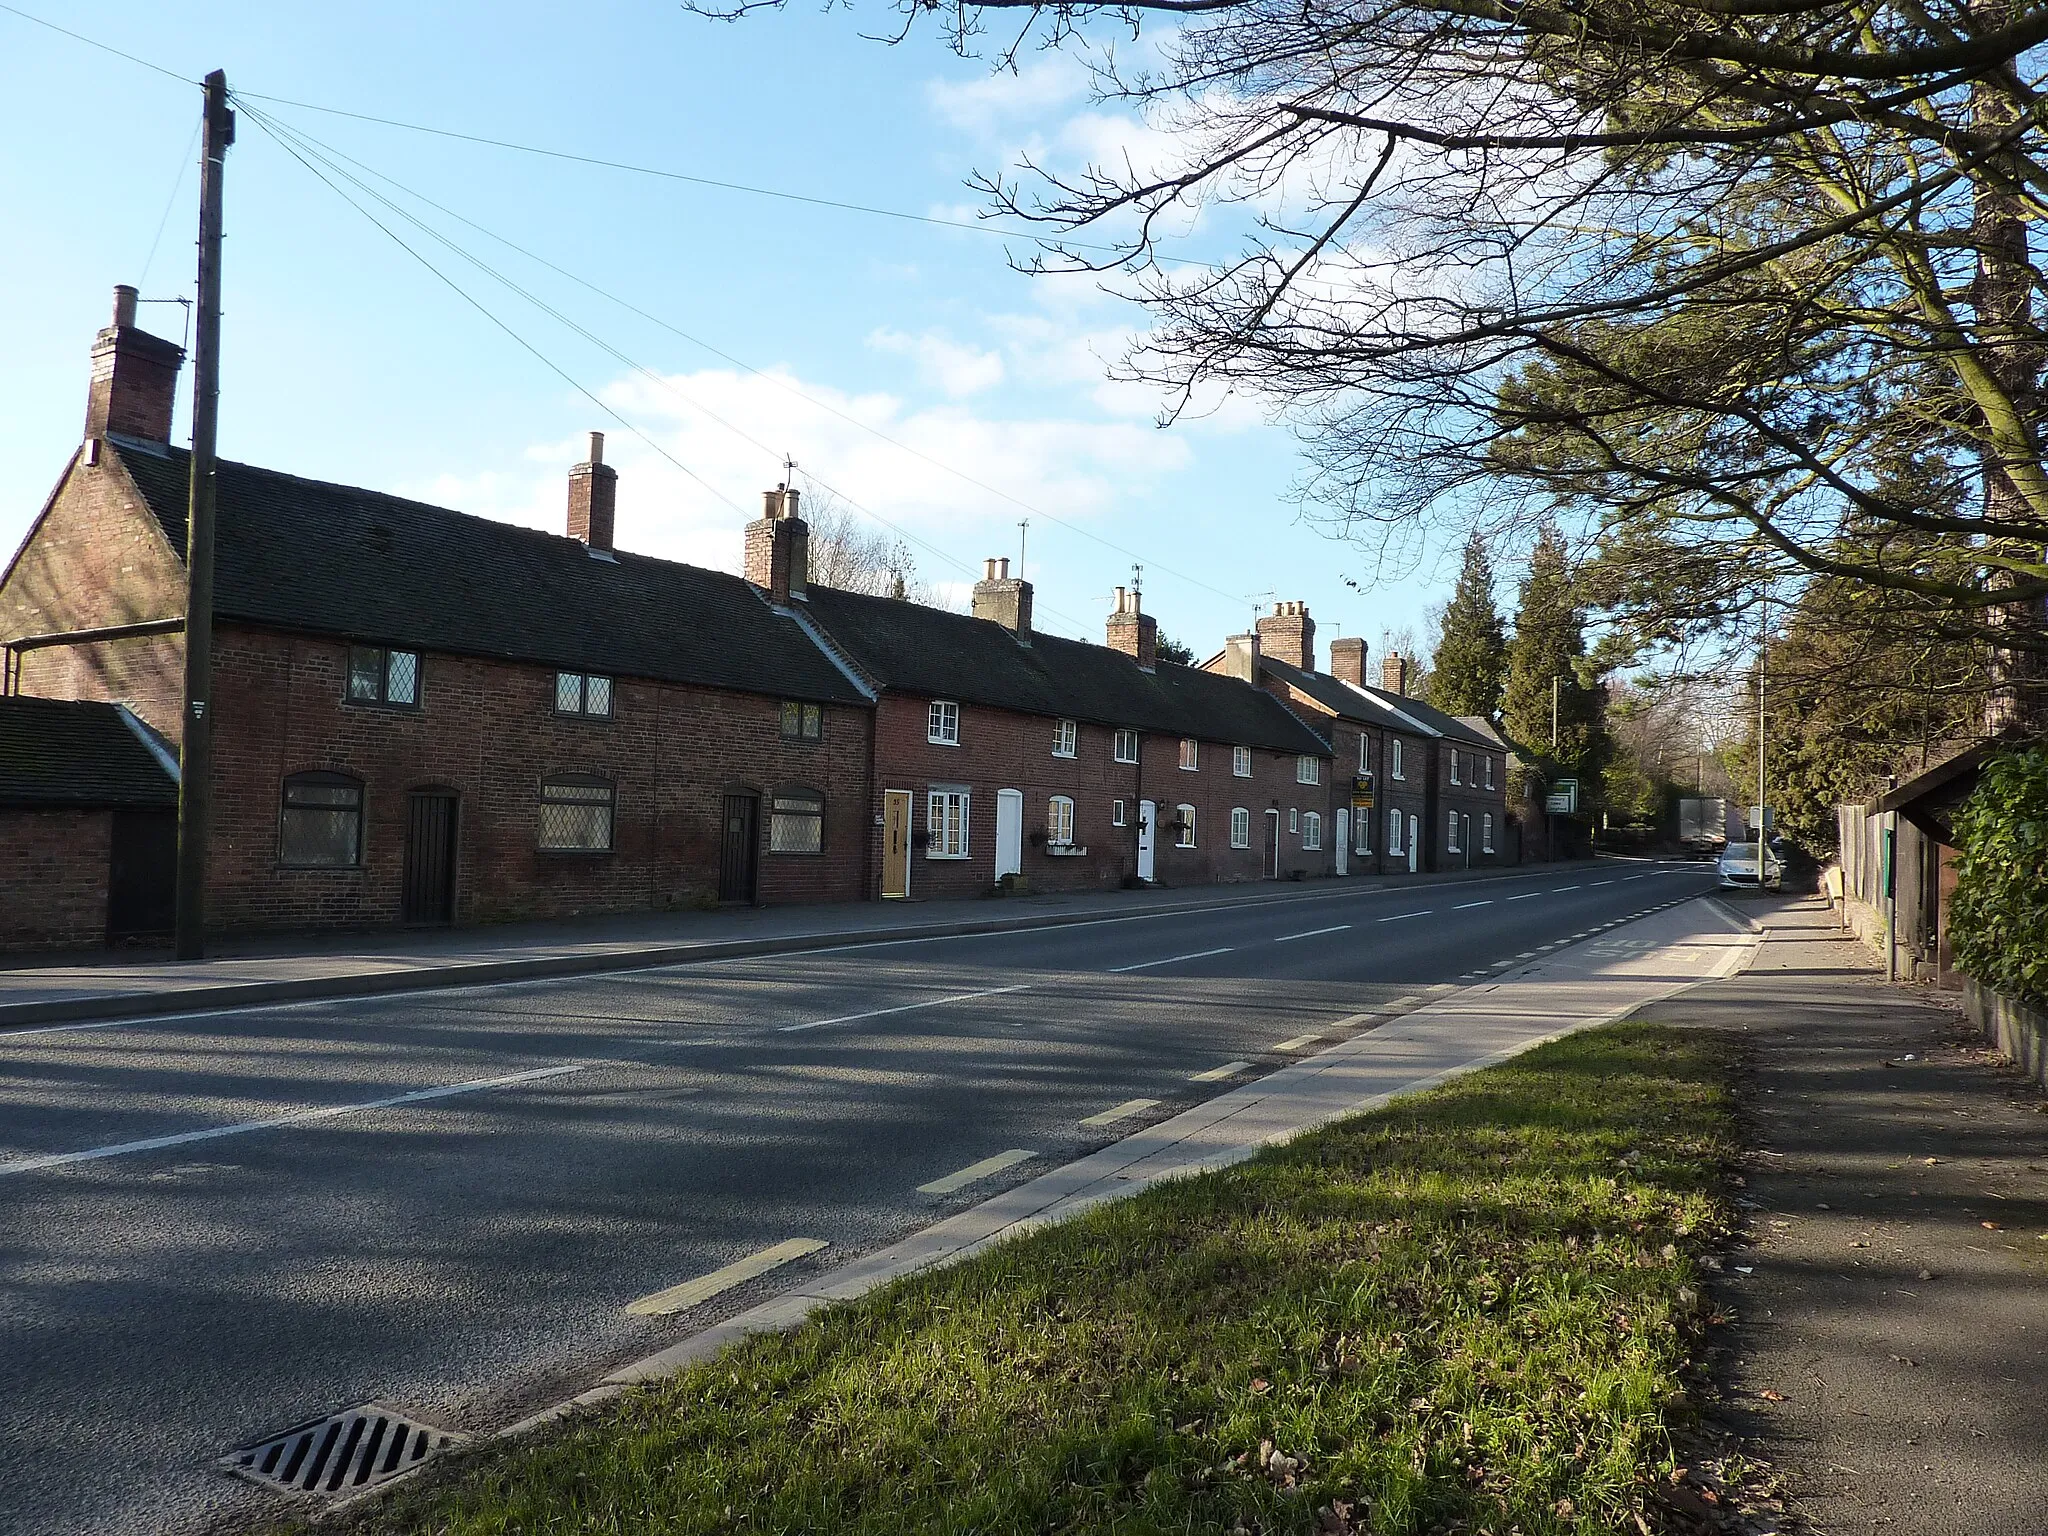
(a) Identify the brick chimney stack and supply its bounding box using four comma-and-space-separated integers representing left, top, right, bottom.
85, 284, 184, 443
971, 556, 1033, 643
1329, 636, 1367, 687
566, 432, 617, 552
1222, 631, 1260, 683
1255, 600, 1315, 671
743, 484, 809, 604
1106, 585, 1158, 672
1381, 651, 1409, 696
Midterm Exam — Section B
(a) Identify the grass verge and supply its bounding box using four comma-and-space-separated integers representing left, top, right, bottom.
319, 1020, 1738, 1536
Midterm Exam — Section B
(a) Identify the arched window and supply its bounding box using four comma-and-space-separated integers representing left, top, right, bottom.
1175, 803, 1197, 848
1047, 795, 1075, 847
1388, 807, 1404, 854
1302, 811, 1322, 850
1447, 809, 1462, 853
538, 775, 615, 851
771, 788, 824, 854
1482, 813, 1495, 853
279, 771, 363, 867
1230, 807, 1250, 848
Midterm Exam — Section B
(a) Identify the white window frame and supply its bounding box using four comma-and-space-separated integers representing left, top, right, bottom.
1303, 811, 1322, 850
1230, 807, 1250, 848
1358, 735, 1370, 773
1112, 798, 1127, 827
1297, 754, 1320, 785
1449, 749, 1461, 785
1113, 728, 1139, 763
1388, 807, 1404, 854
1047, 794, 1075, 847
1390, 739, 1405, 780
1447, 808, 1462, 853
1052, 718, 1077, 758
1354, 807, 1372, 855
1484, 755, 1495, 789
1288, 807, 1299, 833
927, 699, 961, 746
926, 786, 970, 858
1179, 738, 1199, 772
1232, 744, 1252, 777
1482, 813, 1495, 853
1174, 803, 1197, 848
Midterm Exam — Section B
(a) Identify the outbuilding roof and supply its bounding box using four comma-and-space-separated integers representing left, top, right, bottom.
0, 695, 178, 810
802, 586, 1332, 756
108, 437, 871, 707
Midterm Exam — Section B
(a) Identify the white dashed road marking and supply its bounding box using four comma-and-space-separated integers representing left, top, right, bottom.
1190, 1061, 1253, 1083
918, 1149, 1035, 1195
1110, 948, 1234, 973
625, 1238, 828, 1316
1079, 1099, 1158, 1128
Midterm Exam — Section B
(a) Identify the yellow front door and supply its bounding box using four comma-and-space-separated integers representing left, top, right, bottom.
882, 790, 912, 898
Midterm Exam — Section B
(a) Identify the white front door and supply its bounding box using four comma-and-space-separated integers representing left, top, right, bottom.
995, 788, 1024, 880
1136, 798, 1157, 882
1266, 808, 1281, 878
1407, 814, 1419, 873
1334, 808, 1349, 876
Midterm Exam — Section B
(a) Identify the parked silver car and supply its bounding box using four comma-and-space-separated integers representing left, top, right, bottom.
1717, 840, 1783, 891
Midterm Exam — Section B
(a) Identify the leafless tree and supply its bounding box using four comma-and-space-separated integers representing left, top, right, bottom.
803, 490, 951, 606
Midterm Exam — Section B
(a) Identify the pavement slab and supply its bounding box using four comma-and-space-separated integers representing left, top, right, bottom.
1639, 896, 2048, 1536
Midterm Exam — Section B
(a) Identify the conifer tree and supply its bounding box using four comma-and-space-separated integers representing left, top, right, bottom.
1427, 533, 1506, 719
1503, 525, 1605, 783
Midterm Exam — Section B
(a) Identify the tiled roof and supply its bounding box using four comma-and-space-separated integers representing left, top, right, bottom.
110, 438, 869, 707
1346, 683, 1498, 748
802, 586, 1331, 756
1257, 657, 1429, 734
0, 695, 178, 809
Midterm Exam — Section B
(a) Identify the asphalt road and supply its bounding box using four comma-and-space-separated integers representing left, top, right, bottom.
0, 858, 1719, 1536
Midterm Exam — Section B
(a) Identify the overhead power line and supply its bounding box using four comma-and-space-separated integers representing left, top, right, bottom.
0, 1, 197, 85
245, 101, 1265, 617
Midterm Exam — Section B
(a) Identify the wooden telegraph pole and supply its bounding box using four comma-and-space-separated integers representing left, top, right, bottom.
175, 70, 234, 961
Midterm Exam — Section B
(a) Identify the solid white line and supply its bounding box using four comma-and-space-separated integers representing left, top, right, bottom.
918, 1149, 1035, 1195
1079, 1098, 1158, 1128
1453, 900, 1492, 910
1378, 910, 1432, 922
1273, 924, 1350, 943
1109, 947, 1232, 973
1190, 1060, 1252, 1082
1273, 1034, 1324, 1053
779, 982, 1032, 1032
625, 1238, 827, 1316
0, 1063, 587, 1178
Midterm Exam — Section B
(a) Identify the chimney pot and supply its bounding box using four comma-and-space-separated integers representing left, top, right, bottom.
985, 558, 998, 580
587, 430, 605, 465
113, 284, 138, 328
1381, 651, 1409, 696
763, 488, 783, 519
784, 486, 800, 520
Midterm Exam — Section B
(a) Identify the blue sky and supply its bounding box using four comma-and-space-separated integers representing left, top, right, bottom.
1, 0, 1449, 659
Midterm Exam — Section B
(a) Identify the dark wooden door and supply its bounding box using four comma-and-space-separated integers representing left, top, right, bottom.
106, 809, 176, 940
719, 793, 759, 903
401, 788, 459, 925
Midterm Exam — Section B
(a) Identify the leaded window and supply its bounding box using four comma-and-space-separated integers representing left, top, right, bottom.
770, 789, 824, 853
346, 645, 420, 709
538, 776, 614, 851
780, 701, 823, 740
278, 771, 363, 867
556, 671, 614, 718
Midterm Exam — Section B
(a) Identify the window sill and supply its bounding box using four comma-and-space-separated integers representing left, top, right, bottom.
342, 700, 421, 714
538, 847, 616, 857
557, 712, 616, 724
1177, 766, 1199, 772
926, 738, 962, 748
1051, 751, 1076, 760
924, 851, 971, 861
1044, 844, 1088, 857
276, 863, 365, 873
1113, 756, 1138, 766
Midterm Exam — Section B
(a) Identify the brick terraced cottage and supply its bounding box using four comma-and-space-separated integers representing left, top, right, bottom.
737, 497, 1336, 897
1, 290, 874, 934
1205, 605, 1514, 874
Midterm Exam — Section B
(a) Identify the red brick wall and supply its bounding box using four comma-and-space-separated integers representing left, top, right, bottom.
203, 626, 870, 931
0, 808, 111, 948
1428, 742, 1514, 872
0, 451, 188, 739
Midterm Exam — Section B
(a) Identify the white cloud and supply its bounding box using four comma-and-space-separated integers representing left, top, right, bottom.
403, 363, 1191, 587
926, 60, 1089, 139
867, 328, 1006, 398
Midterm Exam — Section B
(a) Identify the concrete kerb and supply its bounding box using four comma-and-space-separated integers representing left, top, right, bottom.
483, 893, 1760, 1451
0, 861, 1619, 1032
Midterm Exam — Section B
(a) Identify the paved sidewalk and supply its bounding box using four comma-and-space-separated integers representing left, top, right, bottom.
0, 858, 1590, 1029
1639, 896, 2048, 1536
511, 890, 1754, 1429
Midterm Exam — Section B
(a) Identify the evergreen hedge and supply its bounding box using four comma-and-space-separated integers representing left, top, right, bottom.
1949, 746, 2048, 1009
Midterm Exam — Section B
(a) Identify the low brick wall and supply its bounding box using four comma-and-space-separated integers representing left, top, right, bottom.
1965, 977, 2048, 1091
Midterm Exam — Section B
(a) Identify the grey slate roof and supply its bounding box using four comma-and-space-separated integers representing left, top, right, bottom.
0, 695, 178, 809
1257, 657, 1431, 735
109, 438, 869, 707
1349, 683, 1498, 748
802, 586, 1331, 756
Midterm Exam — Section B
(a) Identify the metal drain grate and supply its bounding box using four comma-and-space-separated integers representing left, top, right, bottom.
220, 1404, 463, 1496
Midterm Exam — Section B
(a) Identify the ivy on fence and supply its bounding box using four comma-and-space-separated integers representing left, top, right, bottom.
1950, 746, 2048, 1009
